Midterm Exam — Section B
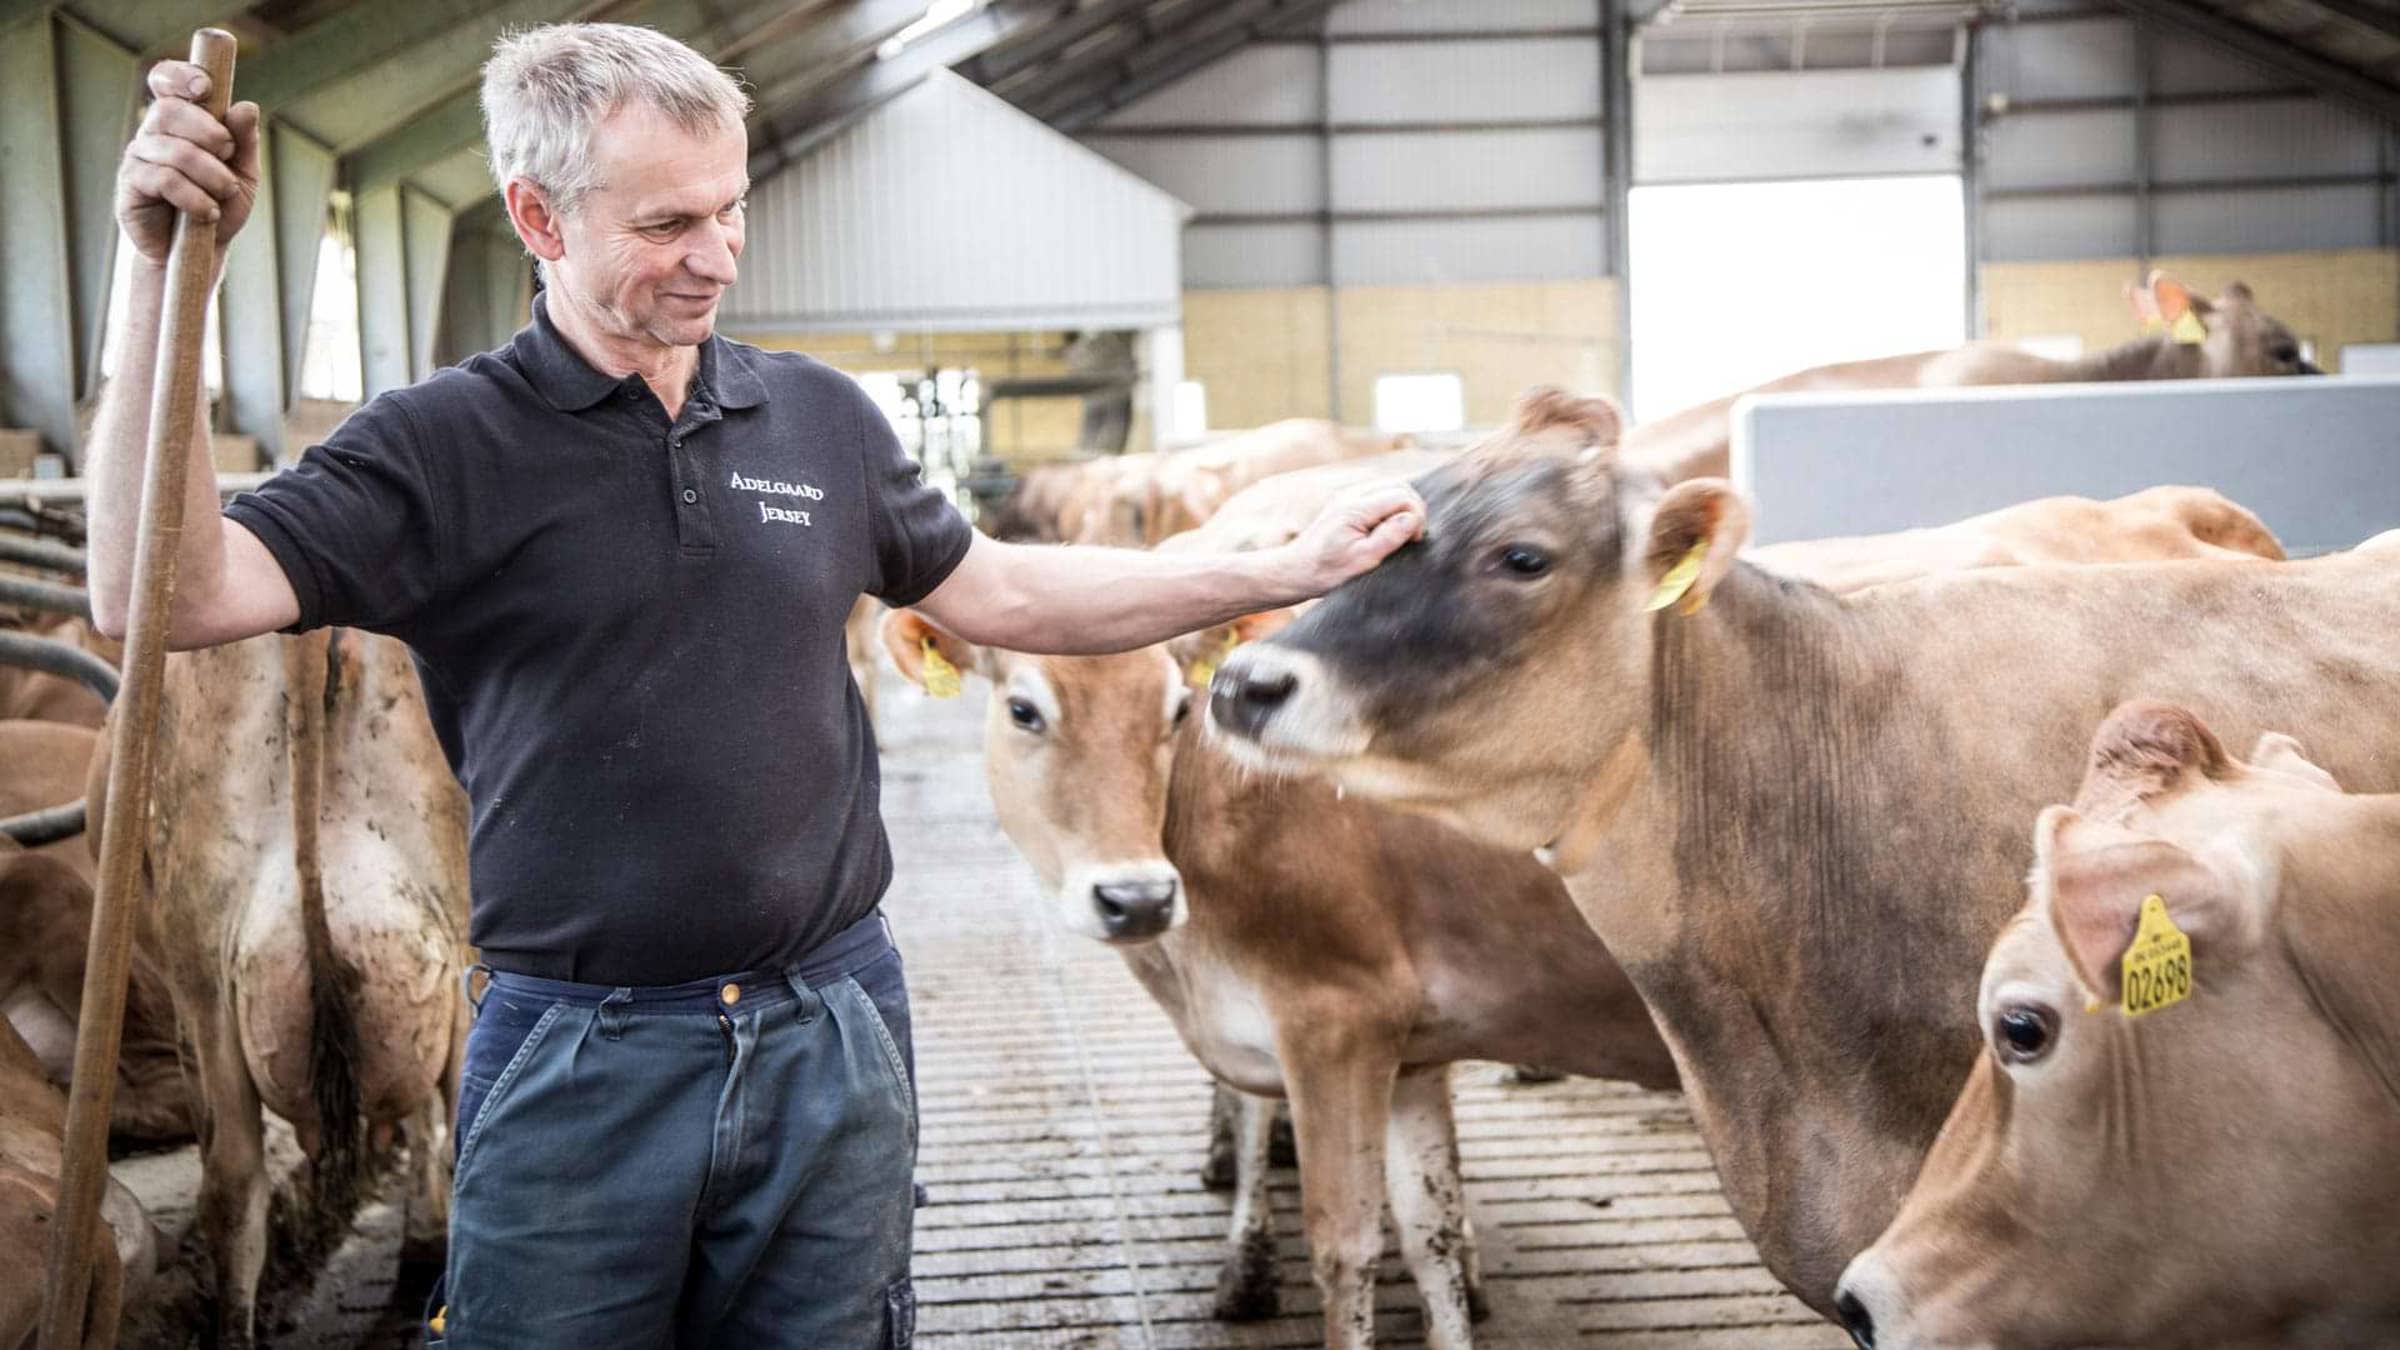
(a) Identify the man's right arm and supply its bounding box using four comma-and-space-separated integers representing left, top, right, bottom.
87, 58, 297, 650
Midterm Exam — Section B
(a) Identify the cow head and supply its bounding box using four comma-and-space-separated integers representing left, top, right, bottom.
883, 610, 1244, 944
1835, 701, 2400, 1349
2136, 273, 2319, 377
1208, 387, 1717, 854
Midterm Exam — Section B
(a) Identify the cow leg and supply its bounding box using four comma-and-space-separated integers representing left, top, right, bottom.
1210, 1089, 1281, 1320
188, 985, 271, 1348
1385, 1065, 1483, 1348
1284, 1032, 1397, 1350
1200, 1080, 1240, 1190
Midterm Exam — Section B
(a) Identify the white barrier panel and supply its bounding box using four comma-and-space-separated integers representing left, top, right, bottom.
1731, 375, 2400, 555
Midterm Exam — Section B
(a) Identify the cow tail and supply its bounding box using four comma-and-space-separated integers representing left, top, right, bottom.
285, 629, 367, 1229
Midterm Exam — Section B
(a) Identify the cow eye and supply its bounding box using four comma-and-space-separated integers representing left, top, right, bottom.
1006, 698, 1046, 734
2269, 342, 2299, 364
1496, 544, 1551, 578
1994, 1004, 2056, 1065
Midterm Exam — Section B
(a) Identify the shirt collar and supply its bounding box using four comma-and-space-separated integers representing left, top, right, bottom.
518, 290, 768, 413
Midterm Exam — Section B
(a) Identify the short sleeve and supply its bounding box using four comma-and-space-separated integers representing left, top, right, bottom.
221, 393, 449, 636
855, 381, 973, 607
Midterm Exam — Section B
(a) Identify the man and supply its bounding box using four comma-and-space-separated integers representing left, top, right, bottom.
93, 23, 1422, 1348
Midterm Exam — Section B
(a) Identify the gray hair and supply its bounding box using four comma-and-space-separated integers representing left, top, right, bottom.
481, 23, 751, 214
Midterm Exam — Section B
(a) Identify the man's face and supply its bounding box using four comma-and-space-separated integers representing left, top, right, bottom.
551, 101, 749, 348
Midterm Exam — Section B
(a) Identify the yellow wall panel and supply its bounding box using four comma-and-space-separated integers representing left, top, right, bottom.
1982, 249, 2399, 372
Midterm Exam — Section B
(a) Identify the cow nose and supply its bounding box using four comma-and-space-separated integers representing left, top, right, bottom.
1092, 879, 1177, 939
1835, 1287, 1876, 1349
1211, 657, 1296, 741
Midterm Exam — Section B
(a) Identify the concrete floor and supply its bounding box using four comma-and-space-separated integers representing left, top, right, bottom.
109, 670, 1845, 1349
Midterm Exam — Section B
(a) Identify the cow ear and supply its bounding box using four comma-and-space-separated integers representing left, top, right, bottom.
1640, 479, 1750, 614
881, 609, 985, 691
2220, 280, 2254, 305
2073, 699, 2230, 816
1510, 386, 1623, 454
2247, 731, 2341, 791
2036, 806, 2241, 1007
1169, 609, 1296, 685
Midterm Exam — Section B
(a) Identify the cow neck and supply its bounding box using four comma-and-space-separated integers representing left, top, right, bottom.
2052, 332, 2194, 382
2280, 804, 2400, 1117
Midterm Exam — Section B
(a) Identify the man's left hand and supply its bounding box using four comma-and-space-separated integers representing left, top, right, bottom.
1278, 481, 1428, 596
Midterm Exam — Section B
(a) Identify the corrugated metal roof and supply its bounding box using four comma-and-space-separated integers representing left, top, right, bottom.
721, 69, 1191, 334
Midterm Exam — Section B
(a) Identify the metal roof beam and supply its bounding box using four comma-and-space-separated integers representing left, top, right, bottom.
2289, 0, 2400, 45
237, 0, 543, 111
960, 0, 1166, 84
749, 0, 1065, 176
1041, 0, 1342, 130
2105, 0, 2400, 130
737, 0, 932, 126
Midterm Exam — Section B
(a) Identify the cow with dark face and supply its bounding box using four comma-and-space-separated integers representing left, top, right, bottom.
1208, 387, 2400, 1311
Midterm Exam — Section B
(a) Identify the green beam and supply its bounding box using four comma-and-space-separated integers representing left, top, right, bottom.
0, 12, 137, 466
237, 0, 525, 112
218, 122, 336, 460
436, 222, 531, 368
62, 0, 263, 54
346, 92, 483, 196
355, 183, 456, 395
403, 185, 453, 379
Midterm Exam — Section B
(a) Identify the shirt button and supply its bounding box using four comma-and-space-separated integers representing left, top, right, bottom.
720, 983, 742, 1006
681, 488, 698, 504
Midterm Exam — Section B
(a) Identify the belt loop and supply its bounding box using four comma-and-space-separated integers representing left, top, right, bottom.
782, 968, 824, 1027
461, 962, 491, 1019
598, 987, 633, 1041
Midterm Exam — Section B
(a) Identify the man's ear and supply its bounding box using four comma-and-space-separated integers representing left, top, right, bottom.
881, 609, 985, 692
1641, 479, 1751, 614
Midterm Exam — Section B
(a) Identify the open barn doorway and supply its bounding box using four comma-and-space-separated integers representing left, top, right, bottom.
1627, 174, 1968, 422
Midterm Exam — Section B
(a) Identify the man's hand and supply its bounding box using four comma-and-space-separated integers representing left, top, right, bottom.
117, 60, 260, 266
1275, 481, 1428, 596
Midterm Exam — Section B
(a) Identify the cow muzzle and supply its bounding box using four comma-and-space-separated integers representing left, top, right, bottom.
1205, 645, 1369, 767
1059, 861, 1186, 944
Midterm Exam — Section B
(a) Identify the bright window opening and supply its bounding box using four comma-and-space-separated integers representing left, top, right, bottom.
1374, 373, 1465, 435
1171, 380, 1208, 439
299, 231, 363, 402
1628, 175, 1966, 421
880, 0, 976, 59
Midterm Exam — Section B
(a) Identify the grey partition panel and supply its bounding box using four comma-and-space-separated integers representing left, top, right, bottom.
1731, 377, 2400, 555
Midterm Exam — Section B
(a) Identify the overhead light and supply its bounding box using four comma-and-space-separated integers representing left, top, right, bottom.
881, 0, 979, 59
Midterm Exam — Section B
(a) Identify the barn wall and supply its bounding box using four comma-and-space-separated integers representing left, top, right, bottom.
1981, 249, 2400, 372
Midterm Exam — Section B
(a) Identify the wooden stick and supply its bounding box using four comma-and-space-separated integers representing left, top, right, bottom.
39, 29, 236, 1350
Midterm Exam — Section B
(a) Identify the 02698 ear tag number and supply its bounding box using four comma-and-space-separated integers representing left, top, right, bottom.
2120, 892, 2193, 1018
1645, 542, 1709, 615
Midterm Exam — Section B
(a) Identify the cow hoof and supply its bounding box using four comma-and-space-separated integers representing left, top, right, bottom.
1211, 1266, 1280, 1322
1198, 1151, 1237, 1191
1506, 1064, 1567, 1085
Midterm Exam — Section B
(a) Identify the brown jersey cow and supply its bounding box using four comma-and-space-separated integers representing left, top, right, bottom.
1207, 388, 2400, 1313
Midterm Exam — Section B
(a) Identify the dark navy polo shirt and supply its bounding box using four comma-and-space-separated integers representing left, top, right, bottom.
224, 294, 973, 984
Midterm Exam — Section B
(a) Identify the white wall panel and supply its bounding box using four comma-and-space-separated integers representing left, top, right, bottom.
1327, 0, 1597, 34
2154, 185, 2385, 253
1638, 67, 1961, 183
2150, 31, 2291, 95
1334, 215, 1604, 285
1981, 195, 2141, 260
1333, 128, 1603, 211
2151, 99, 2382, 181
1086, 135, 1325, 215
1328, 37, 1601, 123
1985, 110, 2136, 190
1992, 19, 2134, 100
1184, 222, 1326, 288
1095, 45, 1323, 126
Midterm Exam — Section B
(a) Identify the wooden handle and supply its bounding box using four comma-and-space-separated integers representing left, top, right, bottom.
39, 28, 236, 1350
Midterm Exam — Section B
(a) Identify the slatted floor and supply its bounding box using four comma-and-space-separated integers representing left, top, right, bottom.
875, 684, 1845, 1349
111, 672, 1846, 1348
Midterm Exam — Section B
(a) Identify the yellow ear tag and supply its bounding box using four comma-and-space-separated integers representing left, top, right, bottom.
1644, 542, 1710, 615
1188, 629, 1241, 690
2168, 310, 2207, 345
2119, 892, 2193, 1017
919, 637, 962, 699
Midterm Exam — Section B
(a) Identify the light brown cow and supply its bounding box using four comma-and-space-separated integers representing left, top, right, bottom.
980, 460, 1090, 543
1744, 484, 2284, 591
1623, 277, 2316, 485
0, 1015, 157, 1349
1837, 702, 2400, 1349
1206, 388, 2400, 1312
89, 629, 471, 1345
1064, 421, 1412, 546
876, 461, 2283, 1348
0, 723, 193, 1144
